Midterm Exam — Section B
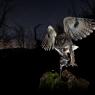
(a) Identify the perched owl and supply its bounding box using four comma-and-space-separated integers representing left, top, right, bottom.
41, 17, 95, 67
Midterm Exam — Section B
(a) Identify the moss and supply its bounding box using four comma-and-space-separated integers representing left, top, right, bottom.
39, 72, 60, 89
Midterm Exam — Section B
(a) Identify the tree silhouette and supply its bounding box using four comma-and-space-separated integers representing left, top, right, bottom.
0, 0, 14, 28
80, 0, 95, 18
0, 0, 14, 48
33, 24, 43, 47
12, 24, 25, 48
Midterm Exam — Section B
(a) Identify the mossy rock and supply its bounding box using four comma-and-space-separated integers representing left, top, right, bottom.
40, 72, 67, 88
39, 70, 89, 92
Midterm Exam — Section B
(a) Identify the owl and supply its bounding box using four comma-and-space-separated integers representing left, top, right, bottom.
41, 17, 95, 67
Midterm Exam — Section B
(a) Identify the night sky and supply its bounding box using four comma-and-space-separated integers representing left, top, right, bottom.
1, 0, 95, 93
7, 0, 95, 28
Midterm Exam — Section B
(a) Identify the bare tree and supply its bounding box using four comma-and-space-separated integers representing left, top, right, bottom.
12, 24, 25, 48
80, 0, 95, 18
33, 24, 43, 47
0, 0, 14, 48
69, 0, 77, 16
84, 0, 95, 12
0, 0, 14, 28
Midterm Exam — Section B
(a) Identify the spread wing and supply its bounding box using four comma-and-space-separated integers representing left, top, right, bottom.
41, 25, 57, 50
63, 17, 95, 41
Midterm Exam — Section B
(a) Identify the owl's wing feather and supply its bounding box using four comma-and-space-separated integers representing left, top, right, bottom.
63, 17, 95, 41
41, 26, 57, 50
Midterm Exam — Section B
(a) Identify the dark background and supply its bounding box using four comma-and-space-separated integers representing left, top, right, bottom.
0, 0, 95, 94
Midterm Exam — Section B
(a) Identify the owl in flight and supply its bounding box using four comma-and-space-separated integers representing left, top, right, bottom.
41, 17, 95, 67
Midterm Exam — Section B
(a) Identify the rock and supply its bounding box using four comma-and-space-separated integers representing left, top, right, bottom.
61, 70, 90, 90
39, 70, 90, 93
